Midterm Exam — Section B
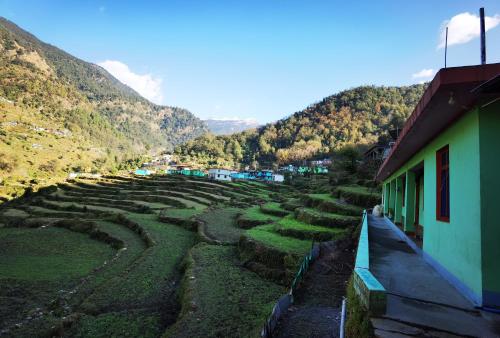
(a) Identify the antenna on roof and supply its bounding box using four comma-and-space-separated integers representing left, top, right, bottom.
480, 7, 486, 65
444, 26, 448, 68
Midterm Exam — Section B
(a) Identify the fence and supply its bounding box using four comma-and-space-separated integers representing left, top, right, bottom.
260, 241, 321, 338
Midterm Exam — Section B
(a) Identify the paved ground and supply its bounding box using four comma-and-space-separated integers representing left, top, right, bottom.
368, 215, 500, 338
273, 241, 354, 338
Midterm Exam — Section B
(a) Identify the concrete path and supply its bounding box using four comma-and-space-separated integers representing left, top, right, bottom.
368, 215, 500, 338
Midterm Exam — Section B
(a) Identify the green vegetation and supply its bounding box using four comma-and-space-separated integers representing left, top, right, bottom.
260, 201, 290, 217
0, 168, 376, 337
0, 17, 207, 201
274, 215, 347, 241
295, 207, 360, 228
68, 310, 163, 338
244, 224, 311, 256
334, 185, 380, 208
237, 205, 282, 228
345, 277, 374, 338
0, 227, 114, 281
307, 193, 364, 216
175, 85, 426, 168
165, 244, 284, 338
199, 207, 243, 243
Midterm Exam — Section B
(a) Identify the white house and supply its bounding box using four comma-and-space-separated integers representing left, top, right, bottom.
208, 168, 232, 181
273, 174, 284, 182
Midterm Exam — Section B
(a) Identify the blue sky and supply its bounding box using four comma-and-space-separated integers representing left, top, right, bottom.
1, 0, 500, 123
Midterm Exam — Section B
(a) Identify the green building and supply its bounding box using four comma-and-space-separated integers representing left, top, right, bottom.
377, 64, 500, 310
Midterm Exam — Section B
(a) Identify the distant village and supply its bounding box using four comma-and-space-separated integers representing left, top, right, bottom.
132, 154, 335, 183
130, 138, 395, 183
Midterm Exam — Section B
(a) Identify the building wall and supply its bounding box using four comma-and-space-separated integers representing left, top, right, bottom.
383, 108, 482, 301
479, 101, 500, 307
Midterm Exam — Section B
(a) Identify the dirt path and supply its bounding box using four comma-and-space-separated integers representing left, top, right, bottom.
273, 240, 354, 338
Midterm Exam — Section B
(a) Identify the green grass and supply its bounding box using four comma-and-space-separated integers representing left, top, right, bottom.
308, 193, 336, 201
80, 213, 195, 312
345, 277, 373, 338
245, 224, 311, 256
274, 215, 347, 241
307, 193, 364, 216
0, 227, 115, 280
68, 309, 162, 338
241, 205, 282, 222
335, 185, 381, 208
166, 196, 208, 210
0, 208, 30, 218
0, 226, 116, 332
165, 244, 284, 338
337, 185, 378, 195
199, 207, 243, 243
161, 208, 202, 219
296, 207, 360, 228
260, 202, 290, 217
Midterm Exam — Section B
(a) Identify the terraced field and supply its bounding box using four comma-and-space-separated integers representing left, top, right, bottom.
0, 175, 374, 337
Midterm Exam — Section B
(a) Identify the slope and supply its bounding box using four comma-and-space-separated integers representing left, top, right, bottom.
175, 84, 426, 168
0, 17, 207, 201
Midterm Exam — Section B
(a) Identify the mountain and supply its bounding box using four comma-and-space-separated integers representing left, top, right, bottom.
0, 17, 207, 200
204, 118, 260, 135
175, 84, 427, 168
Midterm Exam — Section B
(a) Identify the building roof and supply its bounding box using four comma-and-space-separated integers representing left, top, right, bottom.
376, 63, 500, 182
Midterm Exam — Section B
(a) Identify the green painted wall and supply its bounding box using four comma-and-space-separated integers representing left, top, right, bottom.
389, 180, 396, 218
383, 109, 482, 298
383, 183, 390, 214
394, 176, 403, 224
404, 172, 416, 232
418, 178, 424, 226
479, 101, 500, 303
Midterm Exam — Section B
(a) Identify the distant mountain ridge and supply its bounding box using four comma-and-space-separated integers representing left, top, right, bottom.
204, 118, 260, 135
0, 17, 207, 200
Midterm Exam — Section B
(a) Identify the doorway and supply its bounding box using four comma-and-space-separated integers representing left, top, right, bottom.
414, 171, 424, 248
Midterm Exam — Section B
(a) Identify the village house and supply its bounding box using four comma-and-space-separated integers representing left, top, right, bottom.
208, 168, 232, 181
272, 173, 284, 182
363, 143, 387, 162
377, 63, 500, 309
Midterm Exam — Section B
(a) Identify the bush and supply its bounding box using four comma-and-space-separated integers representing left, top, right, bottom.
345, 277, 374, 338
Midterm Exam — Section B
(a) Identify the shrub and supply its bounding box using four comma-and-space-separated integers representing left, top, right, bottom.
345, 277, 374, 338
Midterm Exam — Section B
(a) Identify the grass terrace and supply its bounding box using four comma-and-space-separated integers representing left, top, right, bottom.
198, 207, 243, 243
244, 224, 311, 256
165, 244, 284, 338
237, 205, 282, 228
0, 171, 367, 337
274, 215, 348, 241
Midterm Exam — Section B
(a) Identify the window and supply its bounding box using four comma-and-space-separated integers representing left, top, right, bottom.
436, 145, 450, 222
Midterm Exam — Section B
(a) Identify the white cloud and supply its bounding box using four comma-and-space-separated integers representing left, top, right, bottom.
438, 12, 500, 49
98, 60, 164, 104
412, 68, 435, 79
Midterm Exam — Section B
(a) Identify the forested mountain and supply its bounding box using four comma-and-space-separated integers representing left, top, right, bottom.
204, 118, 260, 135
0, 17, 206, 200
176, 85, 427, 168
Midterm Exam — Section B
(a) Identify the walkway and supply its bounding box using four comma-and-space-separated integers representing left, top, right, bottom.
368, 215, 500, 338
273, 241, 354, 338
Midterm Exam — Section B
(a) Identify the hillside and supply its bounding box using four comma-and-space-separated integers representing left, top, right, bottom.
204, 118, 260, 135
0, 17, 207, 200
175, 84, 426, 168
